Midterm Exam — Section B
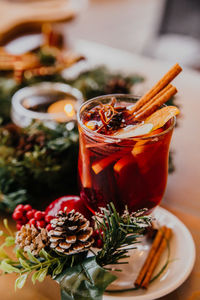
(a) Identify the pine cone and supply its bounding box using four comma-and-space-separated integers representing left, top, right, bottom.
105, 78, 130, 94
16, 132, 46, 155
16, 224, 49, 256
48, 209, 94, 255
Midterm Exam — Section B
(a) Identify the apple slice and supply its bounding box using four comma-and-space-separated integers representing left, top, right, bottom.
113, 123, 153, 139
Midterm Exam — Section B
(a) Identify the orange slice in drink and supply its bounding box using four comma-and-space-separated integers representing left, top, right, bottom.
144, 106, 179, 130
92, 152, 123, 174
113, 154, 134, 173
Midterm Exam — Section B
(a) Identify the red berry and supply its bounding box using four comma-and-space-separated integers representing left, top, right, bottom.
96, 239, 103, 248
23, 204, 32, 211
29, 218, 36, 226
26, 210, 35, 220
19, 216, 28, 225
46, 224, 52, 231
45, 215, 53, 223
34, 211, 43, 221
16, 224, 22, 231
41, 212, 46, 219
12, 210, 23, 220
36, 220, 46, 229
15, 204, 24, 212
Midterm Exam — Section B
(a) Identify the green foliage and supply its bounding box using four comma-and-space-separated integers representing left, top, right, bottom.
0, 78, 19, 125
0, 204, 152, 300
95, 204, 152, 267
66, 66, 144, 100
57, 257, 116, 300
0, 122, 79, 212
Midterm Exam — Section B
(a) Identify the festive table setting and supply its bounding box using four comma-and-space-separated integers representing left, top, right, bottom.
0, 11, 200, 300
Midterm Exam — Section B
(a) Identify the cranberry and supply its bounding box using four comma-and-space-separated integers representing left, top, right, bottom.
23, 204, 32, 211
46, 224, 52, 231
16, 224, 22, 231
36, 220, 46, 229
19, 216, 28, 225
15, 204, 24, 212
45, 215, 53, 223
34, 211, 44, 221
96, 239, 103, 248
29, 218, 36, 226
12, 211, 23, 220
26, 210, 35, 220
45, 195, 92, 219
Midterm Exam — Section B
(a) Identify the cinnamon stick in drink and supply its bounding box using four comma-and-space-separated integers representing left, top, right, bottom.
130, 63, 182, 114
134, 85, 177, 121
134, 84, 172, 117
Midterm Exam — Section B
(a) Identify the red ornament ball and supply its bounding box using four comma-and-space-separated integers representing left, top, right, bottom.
45, 195, 92, 220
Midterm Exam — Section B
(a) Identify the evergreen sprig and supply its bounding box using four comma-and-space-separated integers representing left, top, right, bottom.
96, 204, 152, 267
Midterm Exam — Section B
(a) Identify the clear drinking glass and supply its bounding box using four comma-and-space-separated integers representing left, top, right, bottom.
77, 94, 175, 214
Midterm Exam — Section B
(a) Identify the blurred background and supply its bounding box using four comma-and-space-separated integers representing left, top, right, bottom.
1, 0, 200, 69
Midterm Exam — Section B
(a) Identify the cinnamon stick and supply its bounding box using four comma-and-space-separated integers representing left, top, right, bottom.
141, 227, 172, 289
134, 226, 167, 287
134, 84, 172, 117
130, 63, 182, 114
134, 85, 177, 121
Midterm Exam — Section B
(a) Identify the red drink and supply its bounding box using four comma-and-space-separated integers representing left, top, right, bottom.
77, 95, 175, 214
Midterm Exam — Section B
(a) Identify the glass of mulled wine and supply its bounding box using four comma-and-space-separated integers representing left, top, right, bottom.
77, 94, 176, 214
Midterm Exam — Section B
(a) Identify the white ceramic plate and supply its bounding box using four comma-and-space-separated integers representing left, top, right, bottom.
103, 206, 196, 300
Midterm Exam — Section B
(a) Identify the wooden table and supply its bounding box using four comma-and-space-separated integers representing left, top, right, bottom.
0, 40, 200, 300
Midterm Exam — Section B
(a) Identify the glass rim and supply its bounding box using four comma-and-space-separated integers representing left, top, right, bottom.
77, 94, 176, 141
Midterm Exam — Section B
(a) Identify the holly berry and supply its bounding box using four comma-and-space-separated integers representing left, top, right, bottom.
36, 220, 46, 229
26, 210, 35, 220
29, 218, 36, 226
96, 239, 103, 248
45, 195, 92, 219
92, 229, 104, 248
45, 215, 53, 223
15, 204, 24, 212
23, 204, 32, 211
16, 224, 22, 231
46, 224, 52, 231
34, 211, 44, 221
12, 210, 23, 220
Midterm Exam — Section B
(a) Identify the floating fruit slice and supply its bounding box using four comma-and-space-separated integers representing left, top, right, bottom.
113, 154, 134, 173
113, 123, 153, 139
131, 129, 164, 174
132, 128, 163, 156
92, 152, 123, 174
144, 106, 179, 131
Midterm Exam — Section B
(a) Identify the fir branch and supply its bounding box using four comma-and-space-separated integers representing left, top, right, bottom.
95, 204, 152, 267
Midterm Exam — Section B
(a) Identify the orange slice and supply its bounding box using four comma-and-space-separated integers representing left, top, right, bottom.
144, 106, 179, 131
113, 154, 134, 173
92, 152, 122, 174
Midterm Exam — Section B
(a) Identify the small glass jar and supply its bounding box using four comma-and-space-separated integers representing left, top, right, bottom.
11, 82, 83, 127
